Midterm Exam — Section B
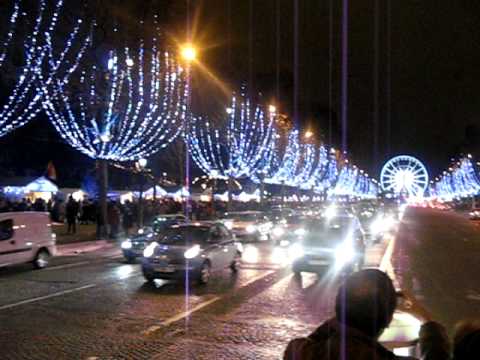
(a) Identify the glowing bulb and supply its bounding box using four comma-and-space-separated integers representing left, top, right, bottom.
181, 44, 197, 62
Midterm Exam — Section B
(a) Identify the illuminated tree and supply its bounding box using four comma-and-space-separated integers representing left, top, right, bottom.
0, 0, 88, 137
43, 38, 187, 235
188, 92, 276, 206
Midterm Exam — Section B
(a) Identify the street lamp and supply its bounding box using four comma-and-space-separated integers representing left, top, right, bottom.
180, 43, 197, 219
180, 44, 197, 62
304, 130, 313, 139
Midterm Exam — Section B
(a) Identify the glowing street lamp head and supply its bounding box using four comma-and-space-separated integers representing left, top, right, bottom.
268, 104, 276, 114
304, 130, 313, 139
180, 44, 197, 62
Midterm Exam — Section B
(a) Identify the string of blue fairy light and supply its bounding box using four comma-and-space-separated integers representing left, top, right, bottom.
432, 157, 480, 200
43, 32, 188, 161
0, 0, 88, 138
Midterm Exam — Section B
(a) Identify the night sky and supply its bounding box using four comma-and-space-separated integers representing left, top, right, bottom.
2, 0, 480, 184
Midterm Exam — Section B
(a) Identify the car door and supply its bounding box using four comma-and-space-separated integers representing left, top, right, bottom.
0, 218, 16, 266
207, 226, 226, 271
217, 224, 236, 265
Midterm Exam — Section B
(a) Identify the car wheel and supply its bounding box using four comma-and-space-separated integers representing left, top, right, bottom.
292, 264, 302, 278
230, 251, 241, 272
143, 271, 156, 283
33, 249, 50, 269
198, 262, 211, 285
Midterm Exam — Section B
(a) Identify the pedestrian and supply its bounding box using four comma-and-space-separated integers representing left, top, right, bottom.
107, 201, 121, 239
66, 195, 79, 234
284, 269, 450, 360
122, 203, 134, 236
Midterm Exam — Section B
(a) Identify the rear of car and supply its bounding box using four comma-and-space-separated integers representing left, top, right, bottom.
287, 216, 365, 276
469, 208, 480, 220
0, 212, 56, 269
221, 212, 272, 242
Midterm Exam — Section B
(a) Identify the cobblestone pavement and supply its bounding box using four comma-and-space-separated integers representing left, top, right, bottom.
0, 234, 392, 359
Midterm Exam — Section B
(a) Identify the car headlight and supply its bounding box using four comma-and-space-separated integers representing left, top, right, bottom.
334, 242, 355, 269
288, 243, 304, 260
273, 227, 285, 237
279, 239, 290, 247
121, 239, 132, 250
138, 228, 145, 235
294, 228, 307, 236
184, 244, 201, 259
246, 224, 257, 234
225, 221, 234, 230
143, 242, 158, 258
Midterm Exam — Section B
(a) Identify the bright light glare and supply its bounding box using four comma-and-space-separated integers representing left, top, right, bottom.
268, 104, 276, 113
324, 206, 336, 219
288, 243, 304, 261
294, 228, 307, 236
393, 348, 411, 357
184, 244, 201, 259
334, 242, 355, 270
304, 130, 313, 139
243, 245, 259, 263
116, 265, 134, 279
246, 225, 257, 234
273, 227, 285, 237
121, 240, 132, 249
280, 239, 290, 247
271, 247, 289, 265
138, 158, 148, 168
224, 221, 234, 230
143, 242, 158, 258
181, 44, 197, 62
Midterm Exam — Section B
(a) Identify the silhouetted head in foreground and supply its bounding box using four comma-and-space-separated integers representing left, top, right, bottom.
335, 269, 397, 339
454, 320, 480, 359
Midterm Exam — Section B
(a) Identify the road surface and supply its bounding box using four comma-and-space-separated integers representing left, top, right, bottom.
1, 208, 475, 358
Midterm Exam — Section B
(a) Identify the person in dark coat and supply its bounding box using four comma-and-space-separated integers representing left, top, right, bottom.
453, 320, 480, 359
66, 196, 79, 234
284, 269, 450, 360
122, 202, 134, 236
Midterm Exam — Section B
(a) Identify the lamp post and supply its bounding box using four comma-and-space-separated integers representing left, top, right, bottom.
180, 43, 197, 220
210, 169, 219, 217
137, 158, 147, 228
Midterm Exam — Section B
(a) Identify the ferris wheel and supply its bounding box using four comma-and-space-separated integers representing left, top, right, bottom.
380, 155, 429, 198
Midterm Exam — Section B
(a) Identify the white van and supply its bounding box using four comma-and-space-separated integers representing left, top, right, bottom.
0, 212, 56, 269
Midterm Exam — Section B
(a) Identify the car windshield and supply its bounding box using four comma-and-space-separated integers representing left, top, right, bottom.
301, 218, 354, 246
223, 213, 259, 221
158, 227, 210, 244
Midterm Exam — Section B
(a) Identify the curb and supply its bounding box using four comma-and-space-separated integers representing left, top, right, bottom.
56, 240, 117, 256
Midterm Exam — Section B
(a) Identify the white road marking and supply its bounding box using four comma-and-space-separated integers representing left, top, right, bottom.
142, 270, 276, 335
0, 284, 96, 311
241, 270, 275, 287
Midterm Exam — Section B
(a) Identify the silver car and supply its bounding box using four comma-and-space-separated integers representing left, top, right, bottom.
141, 222, 242, 285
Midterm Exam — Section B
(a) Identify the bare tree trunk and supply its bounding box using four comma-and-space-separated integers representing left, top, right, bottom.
139, 173, 145, 228
260, 180, 265, 209
227, 176, 233, 211
97, 159, 108, 239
